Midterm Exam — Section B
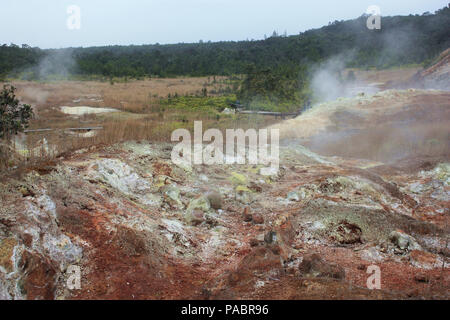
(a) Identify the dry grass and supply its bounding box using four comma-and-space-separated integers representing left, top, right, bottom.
0, 77, 278, 171
11, 76, 235, 113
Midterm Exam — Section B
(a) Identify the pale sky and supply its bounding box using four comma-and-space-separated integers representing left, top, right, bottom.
1, 0, 448, 49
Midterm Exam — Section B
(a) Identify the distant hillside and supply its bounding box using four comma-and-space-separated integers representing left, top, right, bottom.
1, 6, 449, 79
392, 47, 450, 90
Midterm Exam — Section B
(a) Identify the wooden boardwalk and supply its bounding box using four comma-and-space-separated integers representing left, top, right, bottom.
24, 127, 104, 133
236, 109, 301, 119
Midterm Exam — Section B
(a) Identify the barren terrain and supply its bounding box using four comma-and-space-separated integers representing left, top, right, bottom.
0, 63, 449, 300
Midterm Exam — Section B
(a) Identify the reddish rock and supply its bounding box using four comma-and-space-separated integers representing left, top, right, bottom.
191, 209, 205, 225
357, 264, 367, 271
18, 250, 57, 300
249, 238, 260, 247
242, 207, 252, 222
331, 220, 362, 245
414, 273, 430, 283
299, 254, 345, 280
228, 247, 283, 286
252, 213, 264, 225
114, 225, 149, 257
267, 244, 282, 255
22, 233, 33, 248
407, 289, 420, 298
410, 250, 439, 269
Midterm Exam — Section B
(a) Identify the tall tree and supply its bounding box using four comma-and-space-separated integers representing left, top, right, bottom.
0, 84, 33, 162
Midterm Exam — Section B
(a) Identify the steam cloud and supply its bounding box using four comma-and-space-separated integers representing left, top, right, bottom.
36, 49, 76, 79
310, 52, 379, 103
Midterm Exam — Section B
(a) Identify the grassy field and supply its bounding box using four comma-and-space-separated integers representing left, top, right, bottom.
1, 76, 280, 169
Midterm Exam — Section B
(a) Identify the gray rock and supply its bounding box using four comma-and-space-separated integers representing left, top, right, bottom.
94, 159, 151, 195
360, 246, 384, 262
206, 191, 222, 210
287, 191, 300, 202
185, 196, 211, 225
389, 231, 422, 252
236, 190, 252, 205
187, 196, 211, 212
162, 185, 183, 208
264, 231, 277, 244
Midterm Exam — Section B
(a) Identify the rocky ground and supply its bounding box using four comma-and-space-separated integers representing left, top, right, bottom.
0, 126, 448, 299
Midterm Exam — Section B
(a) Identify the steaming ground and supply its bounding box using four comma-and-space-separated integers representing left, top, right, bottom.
273, 89, 450, 163
60, 106, 119, 115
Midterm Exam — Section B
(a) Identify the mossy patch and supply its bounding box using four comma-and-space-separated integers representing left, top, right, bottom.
235, 185, 252, 193
0, 238, 17, 272
433, 163, 450, 185
230, 172, 247, 185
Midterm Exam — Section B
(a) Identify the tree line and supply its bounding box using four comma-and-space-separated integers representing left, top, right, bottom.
1, 7, 448, 80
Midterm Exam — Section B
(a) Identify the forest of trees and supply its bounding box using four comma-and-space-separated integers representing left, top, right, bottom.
236, 63, 310, 111
1, 6, 449, 80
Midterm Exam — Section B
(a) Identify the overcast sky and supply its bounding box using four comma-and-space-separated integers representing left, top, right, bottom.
1, 0, 448, 49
